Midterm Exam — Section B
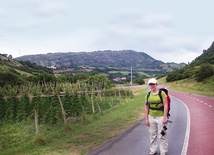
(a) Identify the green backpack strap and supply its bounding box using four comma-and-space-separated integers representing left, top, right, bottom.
158, 89, 163, 104
146, 91, 151, 104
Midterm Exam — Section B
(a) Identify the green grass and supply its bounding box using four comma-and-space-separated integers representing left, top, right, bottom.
0, 87, 147, 155
158, 77, 214, 97
108, 71, 130, 75
14, 69, 33, 76
108, 71, 150, 77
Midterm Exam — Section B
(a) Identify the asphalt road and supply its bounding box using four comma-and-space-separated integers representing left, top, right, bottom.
169, 91, 214, 155
87, 94, 189, 155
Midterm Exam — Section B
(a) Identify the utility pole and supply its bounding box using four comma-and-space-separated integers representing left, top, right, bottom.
131, 66, 132, 87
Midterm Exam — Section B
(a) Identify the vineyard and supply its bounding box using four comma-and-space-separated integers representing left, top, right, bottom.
0, 80, 133, 149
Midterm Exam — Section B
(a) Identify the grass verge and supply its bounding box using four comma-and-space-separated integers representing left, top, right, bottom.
158, 77, 214, 98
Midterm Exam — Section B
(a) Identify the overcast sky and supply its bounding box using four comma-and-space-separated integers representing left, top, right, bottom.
0, 0, 213, 63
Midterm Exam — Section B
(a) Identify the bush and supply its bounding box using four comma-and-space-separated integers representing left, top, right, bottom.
195, 64, 214, 82
0, 72, 24, 87
134, 78, 145, 85
166, 67, 193, 82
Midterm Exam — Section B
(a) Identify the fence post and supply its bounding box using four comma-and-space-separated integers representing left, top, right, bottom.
34, 109, 39, 140
57, 94, 67, 124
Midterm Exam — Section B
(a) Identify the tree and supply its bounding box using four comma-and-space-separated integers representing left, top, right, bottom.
8, 55, 13, 59
36, 73, 57, 84
72, 73, 88, 83
0, 72, 23, 87
134, 78, 145, 85
86, 74, 111, 89
195, 64, 214, 82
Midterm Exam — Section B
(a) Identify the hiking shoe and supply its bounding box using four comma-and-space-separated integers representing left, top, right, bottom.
149, 152, 157, 155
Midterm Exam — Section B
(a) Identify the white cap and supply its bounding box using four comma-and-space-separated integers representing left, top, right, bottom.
148, 78, 158, 84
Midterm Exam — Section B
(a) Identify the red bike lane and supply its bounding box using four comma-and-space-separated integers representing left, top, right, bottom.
169, 91, 214, 155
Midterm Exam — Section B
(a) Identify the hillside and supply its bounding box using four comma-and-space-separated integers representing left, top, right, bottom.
0, 54, 53, 87
191, 41, 214, 66
16, 50, 185, 73
166, 41, 214, 83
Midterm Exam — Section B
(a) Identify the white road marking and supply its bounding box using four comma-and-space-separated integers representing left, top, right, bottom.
171, 97, 190, 155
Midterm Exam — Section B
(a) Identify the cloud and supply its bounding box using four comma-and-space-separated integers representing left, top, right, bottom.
85, 12, 209, 63
1, 1, 213, 64
107, 12, 173, 36
0, 1, 68, 33
114, 12, 173, 29
90, 12, 174, 51
33, 1, 68, 18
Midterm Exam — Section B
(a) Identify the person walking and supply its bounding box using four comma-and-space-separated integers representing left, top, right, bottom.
144, 78, 168, 155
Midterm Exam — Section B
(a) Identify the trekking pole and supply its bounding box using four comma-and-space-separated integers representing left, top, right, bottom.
167, 119, 172, 127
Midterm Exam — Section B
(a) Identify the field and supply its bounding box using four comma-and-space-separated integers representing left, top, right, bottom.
108, 70, 150, 77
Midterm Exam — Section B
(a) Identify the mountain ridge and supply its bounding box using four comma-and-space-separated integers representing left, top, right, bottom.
16, 50, 186, 72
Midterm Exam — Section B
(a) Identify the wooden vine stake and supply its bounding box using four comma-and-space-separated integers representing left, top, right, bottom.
34, 109, 39, 141
95, 92, 101, 114
57, 94, 67, 124
118, 89, 122, 105
91, 82, 95, 115
98, 91, 102, 114
91, 93, 95, 115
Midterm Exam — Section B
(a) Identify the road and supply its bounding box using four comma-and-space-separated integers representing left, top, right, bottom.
87, 91, 192, 155
87, 90, 214, 155
169, 91, 214, 155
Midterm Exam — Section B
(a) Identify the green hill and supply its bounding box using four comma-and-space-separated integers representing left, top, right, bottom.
191, 42, 214, 66
0, 54, 53, 87
166, 41, 214, 83
16, 50, 185, 73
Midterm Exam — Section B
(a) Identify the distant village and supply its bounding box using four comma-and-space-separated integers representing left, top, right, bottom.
113, 77, 126, 82
47, 65, 57, 70
47, 65, 127, 82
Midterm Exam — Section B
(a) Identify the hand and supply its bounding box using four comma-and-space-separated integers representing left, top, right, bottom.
146, 120, 150, 126
162, 117, 167, 125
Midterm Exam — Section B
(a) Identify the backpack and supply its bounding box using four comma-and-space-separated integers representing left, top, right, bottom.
146, 88, 171, 118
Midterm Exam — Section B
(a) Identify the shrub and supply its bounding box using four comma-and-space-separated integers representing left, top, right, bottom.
195, 64, 214, 82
